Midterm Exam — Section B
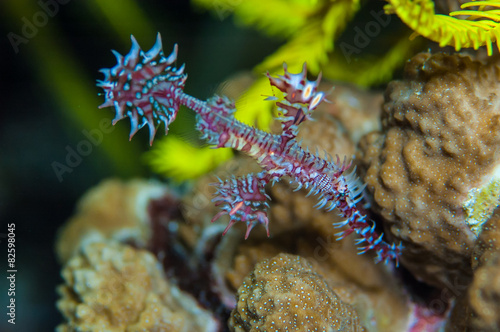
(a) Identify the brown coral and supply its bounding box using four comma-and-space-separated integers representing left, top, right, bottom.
229, 253, 366, 331
56, 179, 176, 263
57, 241, 218, 332
223, 231, 411, 332
359, 52, 500, 288
447, 209, 500, 331
467, 250, 500, 331
317, 83, 383, 144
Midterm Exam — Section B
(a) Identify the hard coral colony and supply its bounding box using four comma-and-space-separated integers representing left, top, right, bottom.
97, 33, 403, 265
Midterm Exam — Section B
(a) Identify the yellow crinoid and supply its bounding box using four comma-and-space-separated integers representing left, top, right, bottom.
385, 0, 500, 55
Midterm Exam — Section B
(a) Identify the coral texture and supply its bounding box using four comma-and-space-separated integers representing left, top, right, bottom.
56, 179, 172, 263
360, 52, 500, 288
318, 83, 383, 145
447, 209, 500, 331
57, 241, 218, 332
472, 212, 500, 270
56, 47, 500, 330
223, 236, 412, 332
466, 250, 500, 331
229, 253, 366, 331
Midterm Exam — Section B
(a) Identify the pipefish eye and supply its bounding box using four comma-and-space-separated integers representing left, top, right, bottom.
337, 185, 349, 198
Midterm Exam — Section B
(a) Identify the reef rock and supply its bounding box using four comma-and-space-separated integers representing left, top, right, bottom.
57, 241, 218, 332
56, 179, 175, 263
359, 52, 500, 288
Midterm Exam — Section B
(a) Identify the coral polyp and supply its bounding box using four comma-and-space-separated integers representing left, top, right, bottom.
97, 33, 402, 265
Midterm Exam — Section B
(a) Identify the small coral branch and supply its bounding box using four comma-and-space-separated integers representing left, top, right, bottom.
97, 33, 403, 265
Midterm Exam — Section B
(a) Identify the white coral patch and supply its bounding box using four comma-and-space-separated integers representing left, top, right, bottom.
464, 164, 500, 236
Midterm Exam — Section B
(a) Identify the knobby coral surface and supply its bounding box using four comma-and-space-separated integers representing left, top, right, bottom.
57, 241, 218, 332
229, 253, 366, 331
359, 52, 500, 288
223, 236, 412, 332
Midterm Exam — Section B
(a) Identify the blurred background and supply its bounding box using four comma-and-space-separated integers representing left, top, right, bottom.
0, 0, 413, 330
0, 1, 279, 330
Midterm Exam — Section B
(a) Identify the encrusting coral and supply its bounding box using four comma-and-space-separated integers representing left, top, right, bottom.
229, 253, 366, 331
467, 231, 500, 331
55, 172, 447, 331
57, 241, 218, 332
359, 52, 500, 288
55, 179, 224, 331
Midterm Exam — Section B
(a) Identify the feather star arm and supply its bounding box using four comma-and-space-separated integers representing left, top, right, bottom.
97, 33, 403, 265
385, 0, 500, 56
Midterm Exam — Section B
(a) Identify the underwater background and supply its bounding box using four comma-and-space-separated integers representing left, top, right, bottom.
0, 1, 281, 330
2, 0, 500, 331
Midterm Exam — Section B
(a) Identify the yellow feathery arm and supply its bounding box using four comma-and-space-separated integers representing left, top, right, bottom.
255, 0, 361, 74
192, 0, 319, 37
145, 136, 233, 181
385, 0, 500, 55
